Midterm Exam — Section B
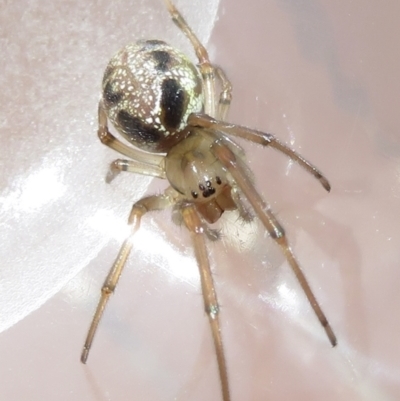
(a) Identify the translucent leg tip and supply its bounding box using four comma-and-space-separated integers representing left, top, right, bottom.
325, 325, 337, 347
81, 348, 89, 364
320, 176, 331, 192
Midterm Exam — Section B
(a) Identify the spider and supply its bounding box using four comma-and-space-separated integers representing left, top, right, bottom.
81, 1, 337, 400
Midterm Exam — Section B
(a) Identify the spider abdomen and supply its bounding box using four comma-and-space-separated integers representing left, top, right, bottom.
102, 40, 203, 153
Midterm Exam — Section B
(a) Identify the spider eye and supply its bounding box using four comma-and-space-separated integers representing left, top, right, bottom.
198, 182, 216, 198
191, 191, 198, 199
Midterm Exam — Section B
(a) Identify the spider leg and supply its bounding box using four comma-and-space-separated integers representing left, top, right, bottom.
97, 100, 165, 166
189, 113, 331, 192
165, 0, 232, 121
106, 159, 166, 183
231, 186, 253, 222
81, 193, 174, 363
164, 0, 215, 116
210, 138, 337, 347
181, 203, 231, 401
214, 66, 233, 121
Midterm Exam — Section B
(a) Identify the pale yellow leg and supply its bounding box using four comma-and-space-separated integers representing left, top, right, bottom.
211, 138, 337, 347
106, 158, 166, 183
189, 113, 331, 192
165, 0, 233, 121
215, 66, 232, 121
81, 193, 174, 363
181, 204, 231, 401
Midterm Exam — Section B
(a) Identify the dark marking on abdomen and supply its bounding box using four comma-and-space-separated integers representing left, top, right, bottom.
151, 50, 172, 71
103, 81, 123, 107
117, 110, 161, 144
160, 78, 186, 130
102, 65, 115, 84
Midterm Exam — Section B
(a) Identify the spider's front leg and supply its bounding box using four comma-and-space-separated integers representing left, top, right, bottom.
211, 138, 337, 347
189, 113, 331, 192
81, 192, 174, 363
181, 203, 231, 401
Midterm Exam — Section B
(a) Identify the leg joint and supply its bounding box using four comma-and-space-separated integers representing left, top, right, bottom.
101, 285, 114, 295
206, 304, 220, 319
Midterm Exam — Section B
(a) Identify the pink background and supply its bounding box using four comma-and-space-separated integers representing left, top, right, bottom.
1, 0, 399, 400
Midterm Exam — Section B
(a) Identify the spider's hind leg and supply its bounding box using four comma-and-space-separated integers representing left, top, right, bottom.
165, 0, 232, 120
